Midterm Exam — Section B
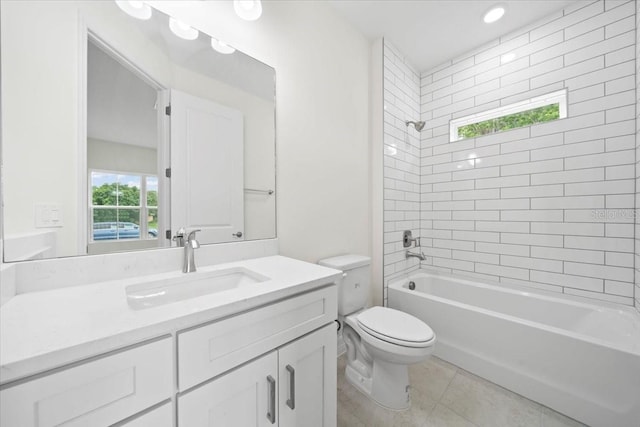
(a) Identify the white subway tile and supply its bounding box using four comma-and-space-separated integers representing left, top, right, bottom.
476, 221, 530, 233
531, 195, 604, 209
501, 159, 564, 176
606, 104, 635, 124
433, 239, 475, 251
453, 210, 500, 221
564, 287, 634, 305
432, 180, 475, 192
452, 230, 500, 243
531, 246, 605, 264
531, 168, 605, 185
501, 210, 564, 222
476, 151, 530, 168
604, 279, 634, 296
476, 175, 530, 189
476, 198, 530, 210
500, 56, 564, 87
605, 252, 634, 267
453, 250, 500, 264
605, 74, 635, 95
432, 200, 475, 211
422, 172, 453, 184
605, 165, 635, 180
476, 242, 530, 257
570, 90, 635, 116
605, 45, 635, 67
565, 262, 634, 282
475, 127, 531, 147
476, 263, 529, 280
452, 166, 501, 181
432, 257, 475, 272
501, 255, 563, 272
565, 235, 634, 252
451, 145, 500, 162
501, 233, 564, 247
605, 223, 634, 237
501, 185, 564, 199
433, 220, 475, 230
501, 133, 563, 155
531, 222, 604, 236
605, 135, 636, 152
565, 149, 635, 169
565, 179, 634, 196
569, 84, 605, 103
531, 270, 604, 292
564, 209, 633, 223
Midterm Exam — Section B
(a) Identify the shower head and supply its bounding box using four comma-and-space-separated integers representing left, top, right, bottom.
406, 120, 426, 132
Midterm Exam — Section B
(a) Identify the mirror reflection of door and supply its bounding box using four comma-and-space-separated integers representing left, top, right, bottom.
87, 37, 166, 255
170, 90, 245, 244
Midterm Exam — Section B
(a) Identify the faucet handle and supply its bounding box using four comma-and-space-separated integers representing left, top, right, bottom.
173, 227, 186, 247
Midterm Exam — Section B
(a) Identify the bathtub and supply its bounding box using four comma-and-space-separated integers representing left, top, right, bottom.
388, 271, 640, 427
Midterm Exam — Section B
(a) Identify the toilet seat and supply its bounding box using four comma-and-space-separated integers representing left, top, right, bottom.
356, 307, 434, 348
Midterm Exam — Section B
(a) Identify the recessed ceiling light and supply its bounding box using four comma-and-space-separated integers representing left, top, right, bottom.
169, 17, 199, 40
115, 1, 152, 20
483, 5, 505, 24
211, 38, 236, 55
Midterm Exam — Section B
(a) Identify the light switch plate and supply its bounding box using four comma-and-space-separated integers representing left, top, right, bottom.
35, 204, 64, 228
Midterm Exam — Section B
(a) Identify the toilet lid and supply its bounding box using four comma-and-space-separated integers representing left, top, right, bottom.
356, 306, 434, 347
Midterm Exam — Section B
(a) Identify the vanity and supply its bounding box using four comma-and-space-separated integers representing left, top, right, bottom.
0, 254, 340, 426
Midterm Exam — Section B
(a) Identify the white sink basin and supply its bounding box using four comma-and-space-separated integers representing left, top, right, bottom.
126, 267, 270, 310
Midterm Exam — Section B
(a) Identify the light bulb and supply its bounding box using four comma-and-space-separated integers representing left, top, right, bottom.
211, 38, 236, 54
169, 17, 199, 40
234, 0, 263, 21
115, 0, 152, 20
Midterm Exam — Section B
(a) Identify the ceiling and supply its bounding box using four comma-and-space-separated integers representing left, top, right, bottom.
329, 0, 579, 72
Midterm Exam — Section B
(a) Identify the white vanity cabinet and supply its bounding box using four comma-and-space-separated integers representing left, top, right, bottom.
0, 338, 173, 427
177, 286, 337, 427
178, 323, 336, 427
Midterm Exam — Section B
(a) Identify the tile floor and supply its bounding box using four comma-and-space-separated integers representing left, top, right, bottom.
337, 355, 586, 427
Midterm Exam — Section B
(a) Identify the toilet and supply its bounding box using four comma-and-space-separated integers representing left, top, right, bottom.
318, 254, 435, 410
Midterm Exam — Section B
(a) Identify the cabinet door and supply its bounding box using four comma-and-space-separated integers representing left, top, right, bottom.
278, 324, 337, 427
178, 351, 278, 427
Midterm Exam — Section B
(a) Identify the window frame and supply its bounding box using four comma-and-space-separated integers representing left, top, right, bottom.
88, 169, 158, 244
449, 89, 568, 142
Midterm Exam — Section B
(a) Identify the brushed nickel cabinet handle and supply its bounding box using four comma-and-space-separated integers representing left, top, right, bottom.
267, 375, 276, 424
286, 365, 295, 410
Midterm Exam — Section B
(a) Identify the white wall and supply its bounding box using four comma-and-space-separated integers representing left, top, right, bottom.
417, 0, 636, 306
150, 1, 371, 264
381, 41, 422, 305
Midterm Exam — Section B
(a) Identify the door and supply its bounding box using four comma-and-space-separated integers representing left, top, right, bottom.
170, 89, 244, 244
278, 324, 337, 427
178, 351, 278, 427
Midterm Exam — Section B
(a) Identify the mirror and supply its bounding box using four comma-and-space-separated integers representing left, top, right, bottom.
1, 1, 276, 262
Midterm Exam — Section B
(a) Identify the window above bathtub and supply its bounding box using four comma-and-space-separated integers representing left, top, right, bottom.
449, 89, 567, 142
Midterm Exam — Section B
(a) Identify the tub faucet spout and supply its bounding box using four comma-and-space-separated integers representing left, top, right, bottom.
406, 250, 426, 261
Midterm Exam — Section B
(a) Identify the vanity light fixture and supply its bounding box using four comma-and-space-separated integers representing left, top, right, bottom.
115, 0, 152, 20
483, 4, 505, 24
233, 0, 263, 21
169, 17, 199, 40
211, 38, 236, 55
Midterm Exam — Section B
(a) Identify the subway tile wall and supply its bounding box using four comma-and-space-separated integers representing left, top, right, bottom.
635, 0, 640, 312
418, 0, 636, 306
382, 41, 422, 303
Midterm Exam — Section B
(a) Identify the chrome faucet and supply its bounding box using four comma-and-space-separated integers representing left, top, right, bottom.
174, 228, 201, 273
406, 250, 426, 261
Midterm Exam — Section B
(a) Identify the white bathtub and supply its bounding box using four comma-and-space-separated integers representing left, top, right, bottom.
388, 271, 640, 427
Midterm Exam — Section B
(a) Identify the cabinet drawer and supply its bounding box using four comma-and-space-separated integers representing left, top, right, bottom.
119, 402, 172, 427
0, 338, 172, 427
178, 285, 337, 391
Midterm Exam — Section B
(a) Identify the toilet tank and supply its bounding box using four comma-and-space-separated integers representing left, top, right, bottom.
318, 254, 370, 316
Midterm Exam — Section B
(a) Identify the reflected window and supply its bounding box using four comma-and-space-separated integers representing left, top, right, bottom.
90, 171, 158, 242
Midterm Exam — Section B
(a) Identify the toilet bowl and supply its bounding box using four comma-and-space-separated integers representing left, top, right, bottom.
318, 254, 436, 410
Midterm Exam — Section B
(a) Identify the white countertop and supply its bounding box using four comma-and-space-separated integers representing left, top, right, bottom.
0, 255, 342, 385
